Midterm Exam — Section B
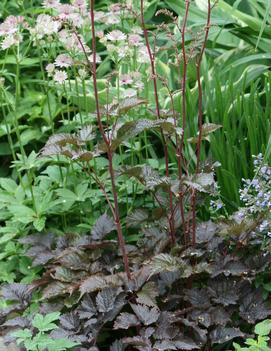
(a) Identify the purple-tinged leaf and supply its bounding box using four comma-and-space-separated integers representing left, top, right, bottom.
114, 313, 139, 330
96, 287, 120, 313
130, 304, 160, 326
91, 213, 116, 240
80, 272, 126, 294
208, 278, 239, 306
210, 326, 244, 345
1, 283, 32, 304
239, 289, 271, 324
110, 340, 125, 351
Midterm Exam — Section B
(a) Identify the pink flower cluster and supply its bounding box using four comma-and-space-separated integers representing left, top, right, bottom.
0, 16, 26, 50
42, 0, 88, 27
46, 53, 74, 84
99, 27, 148, 63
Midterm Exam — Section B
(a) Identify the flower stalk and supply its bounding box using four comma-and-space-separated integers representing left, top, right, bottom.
90, 0, 131, 280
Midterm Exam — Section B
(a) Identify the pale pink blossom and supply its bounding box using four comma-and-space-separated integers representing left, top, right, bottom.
106, 30, 126, 42
42, 0, 60, 9
96, 31, 104, 39
72, 0, 87, 13
120, 74, 133, 85
128, 34, 142, 47
109, 3, 122, 13
53, 70, 68, 84
137, 46, 150, 63
103, 15, 120, 25
69, 13, 84, 27
94, 11, 106, 22
0, 16, 19, 37
55, 54, 73, 68
57, 4, 75, 20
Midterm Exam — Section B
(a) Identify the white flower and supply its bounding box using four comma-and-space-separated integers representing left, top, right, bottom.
106, 30, 126, 42
132, 26, 143, 35
116, 46, 130, 59
88, 54, 101, 63
94, 11, 106, 22
46, 63, 55, 75
33, 14, 60, 39
58, 30, 90, 53
53, 70, 68, 84
78, 69, 87, 79
1, 34, 22, 50
122, 88, 137, 98
55, 54, 73, 68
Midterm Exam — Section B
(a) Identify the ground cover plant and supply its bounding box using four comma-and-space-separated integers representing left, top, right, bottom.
0, 0, 270, 350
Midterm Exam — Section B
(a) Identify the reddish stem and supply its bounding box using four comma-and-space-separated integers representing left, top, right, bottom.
140, 0, 175, 244
90, 0, 131, 279
178, 0, 191, 245
191, 0, 212, 245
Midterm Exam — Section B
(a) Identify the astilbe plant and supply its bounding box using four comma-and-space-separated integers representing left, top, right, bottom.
25, 0, 220, 275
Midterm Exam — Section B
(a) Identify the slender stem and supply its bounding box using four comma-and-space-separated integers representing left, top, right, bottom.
191, 0, 212, 245
178, 0, 191, 244
140, 0, 175, 243
90, 0, 131, 279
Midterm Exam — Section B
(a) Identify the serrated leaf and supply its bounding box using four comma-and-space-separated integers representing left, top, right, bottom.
148, 254, 181, 276
184, 173, 215, 193
210, 327, 244, 345
136, 282, 158, 307
130, 304, 160, 325
239, 290, 271, 324
80, 272, 126, 294
32, 312, 60, 332
77, 125, 95, 142
188, 123, 222, 143
96, 287, 119, 313
91, 213, 116, 240
126, 209, 149, 228
114, 312, 139, 330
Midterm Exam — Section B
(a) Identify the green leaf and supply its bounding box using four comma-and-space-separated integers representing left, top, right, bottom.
8, 204, 36, 224
47, 338, 80, 351
0, 178, 17, 193
32, 312, 60, 332
33, 217, 46, 232
12, 328, 32, 340
255, 319, 271, 336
